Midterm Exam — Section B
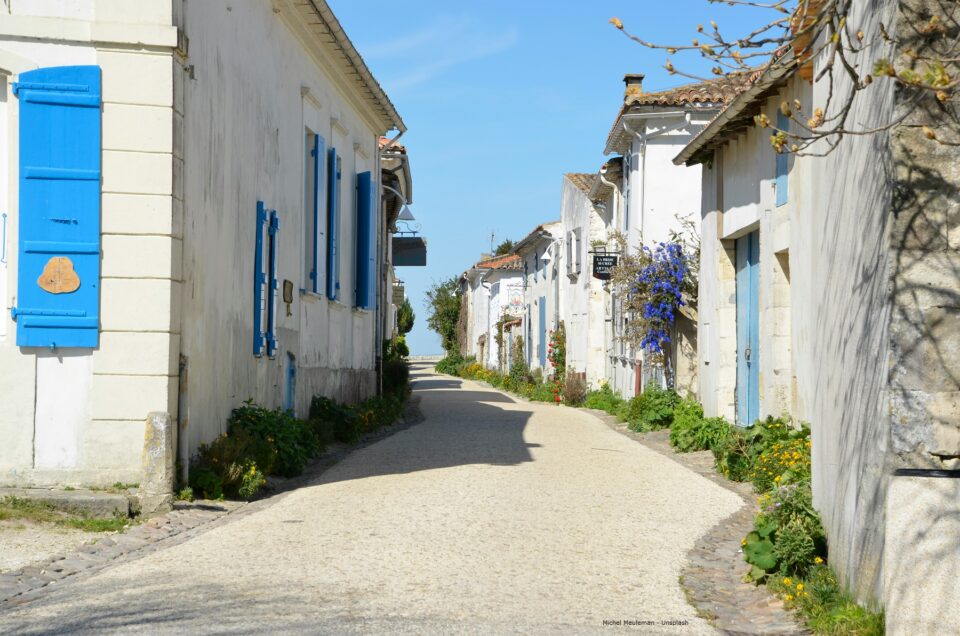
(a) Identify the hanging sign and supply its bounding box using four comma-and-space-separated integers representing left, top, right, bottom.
592, 254, 618, 280
392, 285, 405, 305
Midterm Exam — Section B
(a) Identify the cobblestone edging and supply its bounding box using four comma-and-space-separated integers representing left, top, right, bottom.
582, 410, 808, 636
0, 396, 425, 611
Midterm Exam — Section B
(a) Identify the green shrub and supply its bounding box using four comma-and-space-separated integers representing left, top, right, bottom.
622, 385, 679, 432
563, 371, 587, 406
383, 359, 410, 397
435, 353, 464, 375
228, 402, 319, 478
670, 399, 733, 453
583, 383, 625, 414
711, 416, 797, 482
189, 427, 276, 500
745, 480, 826, 581
309, 396, 353, 445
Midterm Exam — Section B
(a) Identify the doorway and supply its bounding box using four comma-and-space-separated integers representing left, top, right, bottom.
736, 231, 760, 426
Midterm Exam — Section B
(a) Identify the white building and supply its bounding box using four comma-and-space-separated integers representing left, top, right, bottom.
514, 221, 562, 376
459, 253, 523, 370
0, 0, 408, 492
601, 73, 740, 397
676, 0, 960, 625
557, 173, 611, 387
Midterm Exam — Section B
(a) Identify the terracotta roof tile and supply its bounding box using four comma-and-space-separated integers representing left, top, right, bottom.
624, 74, 751, 108
475, 253, 521, 271
564, 173, 595, 195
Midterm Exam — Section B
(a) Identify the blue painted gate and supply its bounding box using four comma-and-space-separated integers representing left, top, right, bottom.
736, 231, 760, 426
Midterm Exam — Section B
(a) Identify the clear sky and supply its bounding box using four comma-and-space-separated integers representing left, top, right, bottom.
329, 0, 765, 355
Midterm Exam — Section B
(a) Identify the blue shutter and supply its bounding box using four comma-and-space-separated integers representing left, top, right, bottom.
775, 111, 789, 207
253, 201, 267, 356
310, 135, 326, 294
326, 148, 341, 301
354, 171, 376, 309
12, 65, 101, 348
266, 209, 279, 358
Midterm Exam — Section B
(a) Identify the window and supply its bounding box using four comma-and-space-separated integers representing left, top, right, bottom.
775, 111, 789, 207
354, 171, 376, 309
303, 130, 326, 294
253, 201, 279, 357
326, 147, 342, 301
567, 229, 582, 276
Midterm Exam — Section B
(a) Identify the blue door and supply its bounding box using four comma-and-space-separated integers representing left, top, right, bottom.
285, 352, 296, 412
538, 296, 547, 368
736, 231, 760, 426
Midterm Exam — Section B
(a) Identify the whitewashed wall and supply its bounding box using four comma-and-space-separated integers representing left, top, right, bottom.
0, 5, 178, 487
518, 223, 561, 375
177, 0, 382, 463
485, 270, 522, 369
558, 177, 608, 386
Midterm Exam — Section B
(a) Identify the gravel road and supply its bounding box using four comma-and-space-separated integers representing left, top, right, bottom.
0, 364, 743, 635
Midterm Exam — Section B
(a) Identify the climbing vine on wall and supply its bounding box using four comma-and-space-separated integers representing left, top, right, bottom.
609, 221, 699, 366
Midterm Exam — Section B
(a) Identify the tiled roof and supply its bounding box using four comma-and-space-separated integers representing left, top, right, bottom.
379, 136, 407, 153
674, 56, 799, 166
625, 74, 750, 108
564, 173, 595, 195
475, 253, 521, 271
605, 73, 757, 155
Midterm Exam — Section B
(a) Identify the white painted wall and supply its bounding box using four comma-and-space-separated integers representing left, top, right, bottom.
177, 0, 384, 460
484, 270, 522, 369
518, 223, 561, 375
0, 14, 170, 486
558, 176, 608, 386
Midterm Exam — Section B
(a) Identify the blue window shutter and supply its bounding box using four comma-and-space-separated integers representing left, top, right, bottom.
12, 65, 101, 348
266, 209, 279, 358
354, 171, 376, 309
775, 111, 789, 207
310, 135, 326, 294
253, 201, 267, 356
326, 148, 341, 301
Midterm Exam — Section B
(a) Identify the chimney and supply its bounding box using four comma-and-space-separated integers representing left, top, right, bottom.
624, 73, 645, 101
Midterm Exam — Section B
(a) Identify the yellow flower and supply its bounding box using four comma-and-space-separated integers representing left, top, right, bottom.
774, 475, 782, 482
796, 583, 804, 591
783, 577, 792, 586
814, 557, 824, 564
785, 594, 794, 602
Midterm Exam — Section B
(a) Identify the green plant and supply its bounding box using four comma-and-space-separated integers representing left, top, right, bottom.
711, 416, 799, 482
396, 298, 415, 335
309, 396, 353, 445
563, 371, 587, 406
622, 385, 679, 432
583, 383, 625, 414
745, 480, 826, 581
382, 358, 410, 397
670, 399, 733, 453
228, 402, 319, 478
435, 353, 464, 375
768, 565, 885, 635
188, 427, 274, 500
176, 487, 195, 502
749, 434, 812, 492
425, 277, 462, 355
547, 323, 566, 379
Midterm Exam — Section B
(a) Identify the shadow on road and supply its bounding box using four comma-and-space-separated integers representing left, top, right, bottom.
309, 363, 538, 486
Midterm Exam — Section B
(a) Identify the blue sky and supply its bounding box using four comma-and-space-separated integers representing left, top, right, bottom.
329, 1, 765, 355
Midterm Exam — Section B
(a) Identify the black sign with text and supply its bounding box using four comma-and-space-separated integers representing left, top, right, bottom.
592, 254, 618, 280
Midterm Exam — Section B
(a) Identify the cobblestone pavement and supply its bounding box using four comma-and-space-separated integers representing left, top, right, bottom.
0, 366, 745, 635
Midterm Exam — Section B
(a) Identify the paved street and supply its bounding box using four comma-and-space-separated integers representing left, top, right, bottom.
0, 364, 743, 635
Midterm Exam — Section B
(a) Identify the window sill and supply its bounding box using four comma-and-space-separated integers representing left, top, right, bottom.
300, 290, 326, 303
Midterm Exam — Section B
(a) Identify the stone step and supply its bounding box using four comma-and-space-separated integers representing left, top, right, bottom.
0, 487, 130, 519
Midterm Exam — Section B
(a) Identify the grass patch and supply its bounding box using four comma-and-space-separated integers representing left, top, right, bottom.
0, 496, 130, 533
